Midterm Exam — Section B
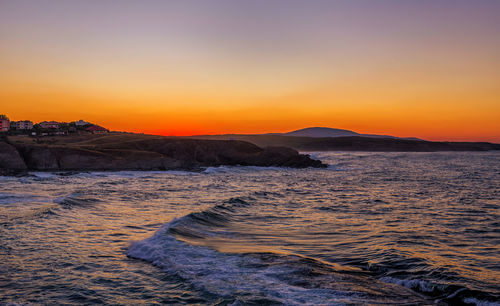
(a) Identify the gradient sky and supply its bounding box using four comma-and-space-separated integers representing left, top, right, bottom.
1, 0, 499, 141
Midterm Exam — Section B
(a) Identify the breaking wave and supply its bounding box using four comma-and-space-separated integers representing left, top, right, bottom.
53, 192, 102, 208
127, 199, 432, 305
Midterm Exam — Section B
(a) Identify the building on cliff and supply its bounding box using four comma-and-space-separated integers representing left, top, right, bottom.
0, 115, 10, 132
11, 120, 34, 130
39, 121, 60, 129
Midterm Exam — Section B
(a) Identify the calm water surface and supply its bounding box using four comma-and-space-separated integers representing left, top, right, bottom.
0, 152, 499, 305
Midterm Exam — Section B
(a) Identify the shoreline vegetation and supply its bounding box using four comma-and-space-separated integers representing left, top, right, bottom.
0, 133, 326, 176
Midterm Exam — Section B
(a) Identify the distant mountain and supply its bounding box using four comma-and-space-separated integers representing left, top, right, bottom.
282, 127, 360, 137
279, 127, 422, 141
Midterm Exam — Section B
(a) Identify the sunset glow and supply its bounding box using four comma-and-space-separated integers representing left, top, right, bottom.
1, 0, 499, 141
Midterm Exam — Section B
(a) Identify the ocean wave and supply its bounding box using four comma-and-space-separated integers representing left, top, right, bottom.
379, 276, 437, 293
463, 297, 500, 306
202, 165, 285, 174
127, 198, 433, 305
53, 192, 102, 208
327, 164, 348, 171
0, 192, 52, 205
165, 197, 251, 242
26, 170, 196, 180
127, 221, 431, 305
0, 204, 58, 225
28, 172, 58, 179
72, 170, 178, 179
379, 276, 500, 305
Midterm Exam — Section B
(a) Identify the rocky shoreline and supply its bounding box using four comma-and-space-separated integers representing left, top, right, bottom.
0, 136, 326, 175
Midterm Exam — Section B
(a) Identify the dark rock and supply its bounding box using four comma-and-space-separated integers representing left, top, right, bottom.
253, 146, 326, 168
16, 145, 166, 171
0, 142, 27, 170
1, 137, 326, 173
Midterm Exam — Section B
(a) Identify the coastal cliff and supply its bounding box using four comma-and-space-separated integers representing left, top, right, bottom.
0, 134, 326, 174
0, 142, 27, 171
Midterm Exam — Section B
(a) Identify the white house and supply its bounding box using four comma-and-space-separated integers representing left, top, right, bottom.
13, 120, 34, 130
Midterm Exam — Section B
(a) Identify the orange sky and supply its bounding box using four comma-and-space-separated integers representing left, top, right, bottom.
1, 1, 499, 142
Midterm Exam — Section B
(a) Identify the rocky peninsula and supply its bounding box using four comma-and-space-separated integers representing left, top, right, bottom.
194, 134, 500, 152
0, 134, 326, 175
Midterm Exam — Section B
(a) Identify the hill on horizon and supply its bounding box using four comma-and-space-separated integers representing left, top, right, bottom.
277, 127, 422, 141
281, 127, 360, 137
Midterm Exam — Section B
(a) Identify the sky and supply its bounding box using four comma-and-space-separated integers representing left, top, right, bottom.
1, 0, 499, 141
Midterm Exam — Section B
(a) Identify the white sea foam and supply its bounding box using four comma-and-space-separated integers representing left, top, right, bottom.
28, 172, 58, 179
83, 171, 168, 178
463, 297, 500, 306
379, 276, 436, 292
27, 170, 197, 180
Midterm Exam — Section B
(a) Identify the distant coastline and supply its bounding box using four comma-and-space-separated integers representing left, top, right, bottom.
190, 127, 500, 151
191, 134, 500, 152
2, 116, 499, 176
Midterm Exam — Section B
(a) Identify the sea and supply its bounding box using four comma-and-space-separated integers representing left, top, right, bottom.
0, 152, 499, 305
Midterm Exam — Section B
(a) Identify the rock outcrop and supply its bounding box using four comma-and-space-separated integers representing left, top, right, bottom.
0, 137, 326, 173
0, 142, 27, 174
